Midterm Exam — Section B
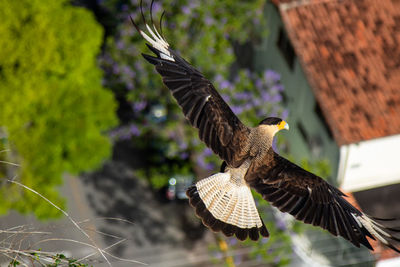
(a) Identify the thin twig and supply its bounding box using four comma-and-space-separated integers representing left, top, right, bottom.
77, 238, 128, 262
0, 230, 52, 235
30, 238, 146, 265
0, 160, 20, 166
77, 216, 136, 226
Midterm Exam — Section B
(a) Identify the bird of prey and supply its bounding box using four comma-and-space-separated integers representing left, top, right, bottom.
131, 4, 400, 253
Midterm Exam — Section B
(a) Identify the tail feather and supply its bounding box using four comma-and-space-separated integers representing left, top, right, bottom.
186, 173, 269, 241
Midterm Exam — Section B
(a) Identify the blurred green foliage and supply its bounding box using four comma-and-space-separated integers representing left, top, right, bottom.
0, 0, 118, 219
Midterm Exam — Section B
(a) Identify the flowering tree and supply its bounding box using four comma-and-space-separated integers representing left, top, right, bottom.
0, 0, 118, 219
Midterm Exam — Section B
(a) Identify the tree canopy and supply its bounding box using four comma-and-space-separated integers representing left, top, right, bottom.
0, 0, 118, 219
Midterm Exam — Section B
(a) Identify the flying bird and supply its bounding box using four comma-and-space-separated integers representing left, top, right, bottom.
131, 3, 400, 253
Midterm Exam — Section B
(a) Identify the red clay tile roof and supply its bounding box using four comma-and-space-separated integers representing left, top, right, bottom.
274, 0, 400, 145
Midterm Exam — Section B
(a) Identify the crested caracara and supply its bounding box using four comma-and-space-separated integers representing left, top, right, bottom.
131, 3, 400, 253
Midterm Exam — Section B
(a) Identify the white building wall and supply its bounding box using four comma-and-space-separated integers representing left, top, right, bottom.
338, 134, 400, 192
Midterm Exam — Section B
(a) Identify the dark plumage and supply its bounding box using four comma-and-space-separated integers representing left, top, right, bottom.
259, 117, 282, 126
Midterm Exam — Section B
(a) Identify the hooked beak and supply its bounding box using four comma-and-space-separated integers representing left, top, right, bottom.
278, 120, 289, 131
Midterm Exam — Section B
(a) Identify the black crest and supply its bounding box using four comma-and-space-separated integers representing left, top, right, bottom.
259, 117, 282, 126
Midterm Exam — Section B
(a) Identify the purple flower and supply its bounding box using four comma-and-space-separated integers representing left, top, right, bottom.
179, 152, 189, 160
202, 147, 213, 157
229, 238, 237, 245
231, 106, 243, 114
214, 252, 223, 260
275, 217, 286, 231
252, 17, 260, 25
205, 16, 214, 26
271, 94, 282, 103
116, 40, 124, 50
130, 124, 141, 136
133, 100, 147, 112
129, 11, 139, 20
220, 80, 231, 89
168, 131, 177, 139
281, 109, 289, 119
109, 128, 119, 138
122, 65, 135, 79
205, 162, 214, 171
261, 92, 271, 102
188, 1, 198, 9
182, 6, 191, 15
151, 2, 162, 13
215, 74, 224, 83
134, 62, 143, 72
126, 81, 134, 90
167, 22, 176, 29
252, 98, 261, 107
264, 70, 280, 83
221, 94, 230, 103
243, 102, 253, 111
256, 110, 266, 118
235, 92, 251, 100
269, 111, 278, 117
196, 156, 207, 170
255, 79, 263, 89
121, 4, 128, 11
120, 133, 132, 140
271, 84, 284, 92
234, 255, 242, 266
112, 63, 120, 74
178, 140, 188, 150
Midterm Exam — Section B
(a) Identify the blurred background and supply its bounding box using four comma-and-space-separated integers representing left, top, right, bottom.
0, 0, 399, 266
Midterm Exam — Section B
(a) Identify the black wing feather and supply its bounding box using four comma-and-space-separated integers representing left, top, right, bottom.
247, 150, 400, 252
139, 39, 250, 167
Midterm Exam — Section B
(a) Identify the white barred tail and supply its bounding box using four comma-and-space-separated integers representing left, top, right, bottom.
186, 172, 269, 241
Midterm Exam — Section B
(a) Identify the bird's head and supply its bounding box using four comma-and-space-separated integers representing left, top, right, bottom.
258, 117, 289, 137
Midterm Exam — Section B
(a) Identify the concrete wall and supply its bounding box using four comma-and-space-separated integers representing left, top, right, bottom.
338, 134, 400, 192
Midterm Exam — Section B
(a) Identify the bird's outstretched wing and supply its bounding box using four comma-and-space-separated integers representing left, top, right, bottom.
246, 149, 400, 252
131, 18, 250, 167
